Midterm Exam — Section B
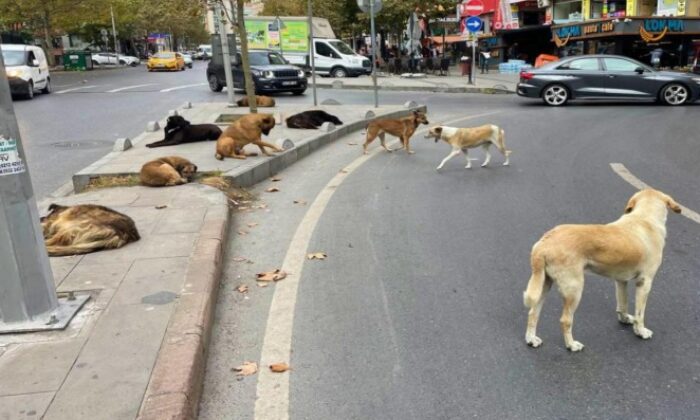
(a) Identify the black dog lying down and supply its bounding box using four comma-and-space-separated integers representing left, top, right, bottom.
286, 110, 344, 129
146, 115, 222, 148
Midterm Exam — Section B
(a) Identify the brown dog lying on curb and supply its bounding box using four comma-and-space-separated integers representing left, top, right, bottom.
425, 124, 510, 170
140, 156, 197, 187
523, 188, 682, 352
362, 110, 429, 155
41, 204, 140, 256
236, 95, 275, 107
215, 113, 279, 160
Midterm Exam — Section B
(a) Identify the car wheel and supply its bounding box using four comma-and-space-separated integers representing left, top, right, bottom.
660, 83, 689, 106
330, 67, 348, 78
25, 81, 34, 99
41, 77, 51, 94
542, 84, 569, 106
208, 74, 224, 92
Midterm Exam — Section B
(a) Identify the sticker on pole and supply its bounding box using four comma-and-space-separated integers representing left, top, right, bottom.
0, 135, 26, 176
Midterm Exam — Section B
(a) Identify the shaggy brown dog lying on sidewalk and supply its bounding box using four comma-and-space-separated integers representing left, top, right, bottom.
237, 95, 276, 107
140, 156, 198, 187
215, 113, 279, 160
286, 110, 344, 129
41, 204, 140, 256
363, 110, 429, 154
146, 115, 222, 148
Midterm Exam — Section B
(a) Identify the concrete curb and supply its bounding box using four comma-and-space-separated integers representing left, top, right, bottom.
314, 83, 514, 94
137, 202, 230, 420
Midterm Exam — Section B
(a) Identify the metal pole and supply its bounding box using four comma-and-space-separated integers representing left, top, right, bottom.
370, 1, 378, 108
216, 3, 236, 108
111, 4, 119, 54
308, 0, 318, 106
0, 52, 88, 333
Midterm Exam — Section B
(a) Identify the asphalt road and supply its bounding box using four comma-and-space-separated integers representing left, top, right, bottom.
200, 95, 700, 419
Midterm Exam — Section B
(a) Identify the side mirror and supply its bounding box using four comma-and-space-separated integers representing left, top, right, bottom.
635, 67, 645, 74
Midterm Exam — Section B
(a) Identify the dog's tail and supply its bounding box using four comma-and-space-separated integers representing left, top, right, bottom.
523, 248, 546, 308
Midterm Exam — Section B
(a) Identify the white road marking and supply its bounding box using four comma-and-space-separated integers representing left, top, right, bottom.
611, 163, 700, 224
254, 110, 503, 420
159, 83, 207, 92
54, 85, 99, 94
106, 83, 154, 93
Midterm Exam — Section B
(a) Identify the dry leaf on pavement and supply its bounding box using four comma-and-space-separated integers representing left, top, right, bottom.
269, 363, 290, 373
293, 199, 307, 205
235, 285, 249, 294
307, 252, 327, 260
271, 176, 282, 182
232, 361, 258, 376
256, 269, 288, 282
266, 187, 279, 193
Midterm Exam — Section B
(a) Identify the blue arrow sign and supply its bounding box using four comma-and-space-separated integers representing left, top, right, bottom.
465, 16, 482, 33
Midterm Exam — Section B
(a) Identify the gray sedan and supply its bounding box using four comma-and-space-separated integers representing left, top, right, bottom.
517, 54, 700, 106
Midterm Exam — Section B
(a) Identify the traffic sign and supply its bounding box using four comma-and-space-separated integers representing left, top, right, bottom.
465, 16, 482, 33
462, 0, 484, 16
357, 0, 382, 15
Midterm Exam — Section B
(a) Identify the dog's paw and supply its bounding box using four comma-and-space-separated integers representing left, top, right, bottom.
617, 312, 635, 325
526, 335, 543, 348
566, 341, 585, 352
634, 327, 653, 340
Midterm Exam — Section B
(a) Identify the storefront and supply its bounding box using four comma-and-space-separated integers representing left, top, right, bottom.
551, 17, 700, 68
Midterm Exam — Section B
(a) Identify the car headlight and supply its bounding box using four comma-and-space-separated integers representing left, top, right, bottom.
297, 69, 305, 78
263, 70, 275, 79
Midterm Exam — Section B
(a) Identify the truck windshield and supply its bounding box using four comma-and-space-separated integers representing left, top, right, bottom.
249, 52, 286, 65
329, 40, 354, 55
1, 50, 25, 66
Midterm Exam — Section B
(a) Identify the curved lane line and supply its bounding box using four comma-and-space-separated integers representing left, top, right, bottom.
159, 83, 207, 92
106, 83, 155, 93
611, 163, 700, 224
254, 110, 503, 420
54, 85, 99, 94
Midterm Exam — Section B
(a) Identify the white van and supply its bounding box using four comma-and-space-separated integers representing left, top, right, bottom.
1, 44, 51, 99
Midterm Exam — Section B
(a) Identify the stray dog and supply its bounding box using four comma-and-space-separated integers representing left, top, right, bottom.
140, 156, 197, 187
146, 115, 222, 148
426, 124, 510, 170
523, 188, 682, 352
41, 204, 140, 257
363, 110, 429, 154
215, 113, 279, 160
286, 110, 344, 129
237, 95, 276, 107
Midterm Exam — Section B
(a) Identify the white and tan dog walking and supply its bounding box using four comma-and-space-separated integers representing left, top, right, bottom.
426, 124, 511, 170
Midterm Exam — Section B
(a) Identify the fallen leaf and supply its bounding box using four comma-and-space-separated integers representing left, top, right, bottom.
256, 269, 288, 282
266, 187, 279, 193
238, 230, 248, 236
232, 361, 258, 376
155, 205, 168, 209
307, 252, 327, 260
271, 176, 282, 182
347, 142, 358, 146
235, 285, 249, 294
269, 363, 290, 373
293, 199, 307, 205
233, 256, 248, 262
247, 222, 259, 228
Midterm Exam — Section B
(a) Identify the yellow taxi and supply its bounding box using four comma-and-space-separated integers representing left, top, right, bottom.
147, 52, 185, 72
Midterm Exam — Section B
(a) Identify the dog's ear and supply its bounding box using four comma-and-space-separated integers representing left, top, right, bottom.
665, 195, 682, 214
624, 196, 637, 214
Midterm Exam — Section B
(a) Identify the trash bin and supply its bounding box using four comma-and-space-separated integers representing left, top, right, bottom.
460, 56, 471, 76
63, 51, 94, 71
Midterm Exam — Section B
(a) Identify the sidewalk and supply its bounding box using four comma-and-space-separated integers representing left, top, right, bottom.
313, 69, 519, 94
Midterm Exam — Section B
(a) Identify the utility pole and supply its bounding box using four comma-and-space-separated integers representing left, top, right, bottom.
216, 2, 236, 108
0, 52, 88, 333
110, 4, 119, 54
308, 0, 318, 106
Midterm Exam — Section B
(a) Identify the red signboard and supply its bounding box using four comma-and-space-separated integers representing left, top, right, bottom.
461, 0, 485, 16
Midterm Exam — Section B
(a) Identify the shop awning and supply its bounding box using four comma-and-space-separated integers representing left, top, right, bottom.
429, 34, 469, 45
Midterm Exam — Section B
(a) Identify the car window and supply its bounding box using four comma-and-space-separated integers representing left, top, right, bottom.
2, 50, 25, 66
559, 58, 600, 71
604, 58, 641, 72
315, 42, 336, 58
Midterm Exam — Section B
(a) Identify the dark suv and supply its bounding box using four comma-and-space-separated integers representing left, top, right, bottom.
207, 49, 307, 95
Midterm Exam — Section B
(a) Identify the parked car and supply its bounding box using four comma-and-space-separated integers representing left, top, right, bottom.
181, 53, 193, 69
207, 49, 307, 95
1, 44, 51, 99
118, 54, 140, 66
147, 52, 186, 72
517, 54, 700, 106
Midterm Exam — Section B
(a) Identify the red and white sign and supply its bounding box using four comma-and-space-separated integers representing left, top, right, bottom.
461, 0, 485, 16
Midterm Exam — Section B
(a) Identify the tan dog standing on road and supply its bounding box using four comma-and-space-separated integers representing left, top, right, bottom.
236, 95, 275, 107
363, 110, 429, 154
523, 188, 682, 352
140, 156, 197, 187
215, 113, 279, 160
425, 124, 510, 170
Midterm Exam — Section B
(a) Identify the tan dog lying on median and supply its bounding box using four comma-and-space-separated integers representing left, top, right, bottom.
523, 188, 682, 352
362, 110, 429, 154
215, 113, 279, 160
140, 156, 197, 187
236, 95, 275, 107
425, 124, 510, 170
